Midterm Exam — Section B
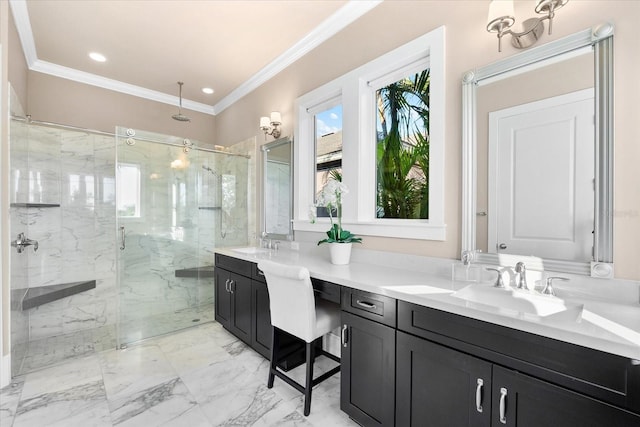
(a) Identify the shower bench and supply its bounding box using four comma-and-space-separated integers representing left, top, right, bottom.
12, 280, 96, 310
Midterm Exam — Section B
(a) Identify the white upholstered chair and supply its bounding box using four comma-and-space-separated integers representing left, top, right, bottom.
257, 260, 341, 416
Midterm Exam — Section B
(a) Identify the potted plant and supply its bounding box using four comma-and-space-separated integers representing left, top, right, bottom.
313, 177, 362, 264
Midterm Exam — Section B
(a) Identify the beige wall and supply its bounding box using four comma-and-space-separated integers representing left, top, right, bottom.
8, 7, 27, 111
27, 72, 216, 145
214, 0, 640, 280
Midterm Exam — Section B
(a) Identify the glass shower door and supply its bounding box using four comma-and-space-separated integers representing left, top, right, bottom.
115, 128, 214, 346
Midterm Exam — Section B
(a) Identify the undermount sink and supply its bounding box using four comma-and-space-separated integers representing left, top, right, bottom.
232, 247, 270, 255
450, 284, 584, 322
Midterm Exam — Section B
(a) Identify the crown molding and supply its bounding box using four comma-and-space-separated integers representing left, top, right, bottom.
9, 0, 382, 117
213, 0, 383, 114
30, 60, 216, 115
9, 0, 37, 67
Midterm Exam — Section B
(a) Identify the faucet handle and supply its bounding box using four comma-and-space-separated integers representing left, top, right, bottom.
486, 268, 506, 288
541, 276, 569, 296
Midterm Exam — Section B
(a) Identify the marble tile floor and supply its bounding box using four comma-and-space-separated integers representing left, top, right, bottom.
1, 321, 357, 427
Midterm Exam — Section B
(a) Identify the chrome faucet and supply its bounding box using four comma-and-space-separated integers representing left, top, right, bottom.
514, 262, 529, 290
11, 232, 39, 254
541, 276, 569, 296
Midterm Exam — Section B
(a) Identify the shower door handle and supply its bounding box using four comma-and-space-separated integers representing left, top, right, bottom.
120, 226, 126, 250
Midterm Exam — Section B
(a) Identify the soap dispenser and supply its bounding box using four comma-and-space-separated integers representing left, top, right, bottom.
451, 250, 481, 283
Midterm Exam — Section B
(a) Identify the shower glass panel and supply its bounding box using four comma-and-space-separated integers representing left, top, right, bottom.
9, 118, 117, 376
115, 127, 248, 346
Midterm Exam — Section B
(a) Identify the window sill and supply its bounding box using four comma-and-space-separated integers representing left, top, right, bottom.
293, 219, 446, 241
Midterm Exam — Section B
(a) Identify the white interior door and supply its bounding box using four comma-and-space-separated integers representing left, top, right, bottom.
488, 89, 594, 261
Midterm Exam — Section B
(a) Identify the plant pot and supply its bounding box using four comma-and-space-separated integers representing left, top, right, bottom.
329, 242, 352, 265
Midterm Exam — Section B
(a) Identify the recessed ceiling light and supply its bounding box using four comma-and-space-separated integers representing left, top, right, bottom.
202, 87, 214, 94
89, 52, 107, 62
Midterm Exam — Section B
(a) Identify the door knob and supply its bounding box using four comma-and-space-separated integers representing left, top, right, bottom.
498, 243, 507, 250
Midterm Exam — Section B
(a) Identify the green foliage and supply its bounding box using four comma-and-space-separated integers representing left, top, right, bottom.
317, 223, 363, 245
376, 69, 430, 219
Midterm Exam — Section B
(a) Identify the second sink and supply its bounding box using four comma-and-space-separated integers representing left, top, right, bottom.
450, 284, 584, 322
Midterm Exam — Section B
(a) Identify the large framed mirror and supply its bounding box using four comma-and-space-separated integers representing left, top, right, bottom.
262, 136, 293, 240
462, 24, 614, 277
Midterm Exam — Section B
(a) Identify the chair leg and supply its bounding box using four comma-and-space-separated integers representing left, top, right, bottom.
303, 341, 315, 416
268, 326, 278, 389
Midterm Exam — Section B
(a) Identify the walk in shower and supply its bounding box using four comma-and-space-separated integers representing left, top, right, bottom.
9, 118, 252, 376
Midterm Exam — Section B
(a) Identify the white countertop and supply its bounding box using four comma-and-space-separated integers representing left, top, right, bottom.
215, 245, 640, 361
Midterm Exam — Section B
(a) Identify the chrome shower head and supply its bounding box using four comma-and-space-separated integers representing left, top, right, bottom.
172, 81, 191, 122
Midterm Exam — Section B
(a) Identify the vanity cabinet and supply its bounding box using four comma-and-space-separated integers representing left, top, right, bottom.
396, 331, 492, 426
251, 264, 272, 359
340, 288, 396, 427
491, 365, 639, 427
214, 265, 252, 344
397, 301, 640, 426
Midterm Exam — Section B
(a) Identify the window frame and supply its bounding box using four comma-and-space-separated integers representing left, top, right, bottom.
293, 26, 446, 240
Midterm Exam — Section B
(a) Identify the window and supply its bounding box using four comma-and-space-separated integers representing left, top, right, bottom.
315, 104, 343, 217
293, 27, 445, 240
375, 68, 430, 219
117, 163, 141, 218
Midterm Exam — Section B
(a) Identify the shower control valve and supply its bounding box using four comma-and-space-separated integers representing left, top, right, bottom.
11, 232, 39, 254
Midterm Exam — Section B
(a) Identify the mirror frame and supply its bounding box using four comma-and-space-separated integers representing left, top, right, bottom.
461, 23, 614, 277
261, 136, 293, 240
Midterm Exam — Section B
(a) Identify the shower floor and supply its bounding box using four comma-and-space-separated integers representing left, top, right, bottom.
18, 324, 117, 375
118, 303, 215, 347
17, 303, 215, 375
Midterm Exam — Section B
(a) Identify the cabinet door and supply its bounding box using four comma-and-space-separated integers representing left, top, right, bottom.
341, 311, 396, 427
214, 268, 231, 327
396, 331, 492, 427
492, 365, 640, 427
228, 272, 252, 344
251, 279, 272, 358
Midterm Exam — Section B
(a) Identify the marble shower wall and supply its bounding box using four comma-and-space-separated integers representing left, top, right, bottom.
9, 121, 118, 375
115, 130, 252, 334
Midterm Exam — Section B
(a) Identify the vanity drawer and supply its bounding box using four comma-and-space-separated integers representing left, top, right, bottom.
215, 253, 253, 278
341, 288, 396, 328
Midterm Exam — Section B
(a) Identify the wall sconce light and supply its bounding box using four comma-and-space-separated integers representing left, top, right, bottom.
259, 112, 282, 139
487, 0, 569, 52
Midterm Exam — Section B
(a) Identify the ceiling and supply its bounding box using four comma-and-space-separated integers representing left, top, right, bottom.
10, 0, 382, 115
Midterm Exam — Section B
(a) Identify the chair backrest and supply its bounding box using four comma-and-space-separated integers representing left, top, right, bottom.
257, 260, 317, 342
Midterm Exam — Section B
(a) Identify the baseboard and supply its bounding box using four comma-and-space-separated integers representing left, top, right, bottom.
0, 353, 10, 388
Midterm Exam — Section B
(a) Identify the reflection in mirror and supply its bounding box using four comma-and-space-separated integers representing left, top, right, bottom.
477, 49, 594, 262
262, 137, 292, 239
462, 24, 614, 277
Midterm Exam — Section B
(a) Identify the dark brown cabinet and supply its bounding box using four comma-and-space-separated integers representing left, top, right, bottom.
396, 331, 492, 427
492, 365, 640, 427
214, 266, 252, 344
397, 301, 640, 427
251, 273, 272, 359
341, 289, 396, 427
